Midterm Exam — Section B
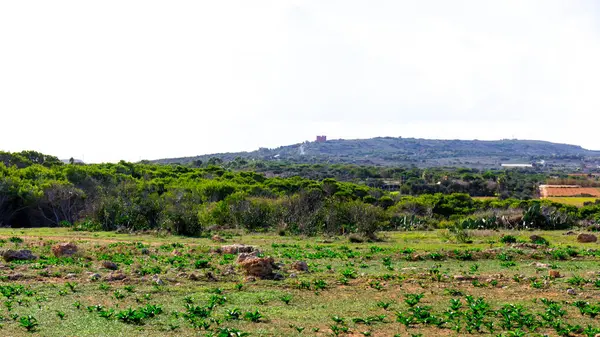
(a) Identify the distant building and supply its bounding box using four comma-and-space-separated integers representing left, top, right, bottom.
501, 163, 533, 168
316, 135, 327, 142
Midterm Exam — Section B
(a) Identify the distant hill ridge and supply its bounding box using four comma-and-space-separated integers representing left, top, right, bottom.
153, 137, 600, 168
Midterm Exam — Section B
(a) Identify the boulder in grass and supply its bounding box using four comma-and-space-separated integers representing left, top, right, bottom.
577, 233, 597, 243
104, 272, 126, 282
239, 257, 278, 279
101, 261, 118, 270
7, 273, 23, 281
221, 244, 257, 255
2, 250, 37, 262
236, 251, 259, 263
51, 243, 78, 257
211, 235, 225, 243
291, 261, 309, 272
151, 274, 164, 285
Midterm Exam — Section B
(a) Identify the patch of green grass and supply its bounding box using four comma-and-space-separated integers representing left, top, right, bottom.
0, 229, 597, 336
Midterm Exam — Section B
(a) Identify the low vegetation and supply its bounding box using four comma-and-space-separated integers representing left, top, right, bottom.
2, 151, 600, 241
2, 150, 600, 335
0, 229, 596, 335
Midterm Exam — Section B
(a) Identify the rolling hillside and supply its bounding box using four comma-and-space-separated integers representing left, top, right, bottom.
153, 137, 600, 168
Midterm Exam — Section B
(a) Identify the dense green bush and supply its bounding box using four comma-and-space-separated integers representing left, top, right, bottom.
1, 150, 599, 237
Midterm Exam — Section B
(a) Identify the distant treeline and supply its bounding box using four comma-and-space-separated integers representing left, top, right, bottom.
163, 159, 550, 199
1, 151, 600, 238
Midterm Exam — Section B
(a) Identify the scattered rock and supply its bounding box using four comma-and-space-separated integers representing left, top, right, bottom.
65, 273, 77, 279
273, 272, 285, 281
211, 235, 225, 242
291, 261, 309, 272
171, 250, 183, 257
205, 271, 218, 282
51, 243, 78, 257
453, 275, 476, 281
7, 273, 23, 281
567, 288, 577, 295
101, 261, 118, 270
245, 276, 256, 282
289, 273, 297, 278
141, 248, 150, 255
529, 235, 548, 244
177, 272, 187, 278
239, 257, 278, 279
349, 234, 366, 243
531, 262, 550, 269
222, 265, 237, 276
511, 243, 541, 249
188, 273, 200, 281
104, 272, 126, 282
529, 235, 543, 242
221, 244, 256, 255
89, 273, 101, 281
577, 233, 598, 243
151, 274, 164, 285
237, 251, 259, 263
2, 250, 37, 262
549, 270, 561, 278
115, 226, 129, 234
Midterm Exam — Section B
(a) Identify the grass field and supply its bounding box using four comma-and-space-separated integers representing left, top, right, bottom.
545, 197, 600, 207
0, 228, 599, 336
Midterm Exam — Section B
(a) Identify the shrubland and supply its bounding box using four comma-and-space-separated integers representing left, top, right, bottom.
1, 151, 600, 239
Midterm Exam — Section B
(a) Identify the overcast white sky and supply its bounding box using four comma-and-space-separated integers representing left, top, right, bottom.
1, 1, 600, 163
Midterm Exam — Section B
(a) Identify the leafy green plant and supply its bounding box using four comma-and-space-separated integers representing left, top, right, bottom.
114, 290, 125, 300
208, 294, 227, 308
244, 310, 262, 323
226, 308, 241, 320
567, 275, 588, 286
9, 237, 23, 245
99, 308, 115, 319
341, 268, 357, 279
313, 279, 328, 290
377, 301, 393, 310
195, 259, 210, 269
184, 304, 211, 319
19, 315, 38, 332
280, 294, 292, 305
65, 282, 77, 293
404, 293, 424, 307
530, 279, 544, 289
215, 327, 250, 337
500, 235, 517, 244
369, 280, 384, 291
117, 308, 146, 325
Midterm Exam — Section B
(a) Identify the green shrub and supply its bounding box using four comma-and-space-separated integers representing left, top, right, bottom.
500, 235, 517, 244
